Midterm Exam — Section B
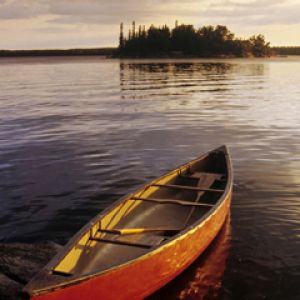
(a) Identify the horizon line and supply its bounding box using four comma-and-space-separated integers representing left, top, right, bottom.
1, 45, 300, 52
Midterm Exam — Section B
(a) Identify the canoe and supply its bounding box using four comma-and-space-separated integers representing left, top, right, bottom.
23, 145, 233, 300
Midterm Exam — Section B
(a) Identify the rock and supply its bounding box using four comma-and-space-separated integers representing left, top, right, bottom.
0, 241, 62, 300
0, 273, 22, 300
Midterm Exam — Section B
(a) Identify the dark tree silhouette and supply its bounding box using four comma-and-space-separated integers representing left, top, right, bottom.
119, 23, 124, 50
272, 46, 300, 55
249, 35, 272, 57
119, 22, 272, 58
171, 24, 198, 54
147, 25, 171, 54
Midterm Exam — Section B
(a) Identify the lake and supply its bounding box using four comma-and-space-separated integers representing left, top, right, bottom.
0, 56, 299, 299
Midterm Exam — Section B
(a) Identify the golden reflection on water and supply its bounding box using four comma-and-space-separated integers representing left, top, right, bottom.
148, 215, 231, 300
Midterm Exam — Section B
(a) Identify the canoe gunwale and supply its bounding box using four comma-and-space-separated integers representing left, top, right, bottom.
23, 145, 233, 298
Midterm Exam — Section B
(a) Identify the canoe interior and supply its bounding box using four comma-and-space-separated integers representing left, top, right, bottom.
50, 148, 228, 278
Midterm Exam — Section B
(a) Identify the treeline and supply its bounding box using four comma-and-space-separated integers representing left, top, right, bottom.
272, 47, 300, 56
0, 48, 116, 57
119, 22, 272, 58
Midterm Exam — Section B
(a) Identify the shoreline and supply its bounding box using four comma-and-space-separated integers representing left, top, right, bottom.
0, 48, 117, 58
0, 49, 299, 60
1, 55, 300, 65
1, 46, 299, 58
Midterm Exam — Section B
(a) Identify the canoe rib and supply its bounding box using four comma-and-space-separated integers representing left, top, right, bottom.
131, 196, 214, 207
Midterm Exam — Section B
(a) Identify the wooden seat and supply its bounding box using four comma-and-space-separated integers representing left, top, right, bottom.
181, 172, 226, 181
180, 172, 219, 228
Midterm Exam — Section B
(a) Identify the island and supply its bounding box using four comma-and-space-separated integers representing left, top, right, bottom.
118, 21, 273, 58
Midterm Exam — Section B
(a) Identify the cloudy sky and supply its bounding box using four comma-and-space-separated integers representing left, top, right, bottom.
0, 0, 299, 49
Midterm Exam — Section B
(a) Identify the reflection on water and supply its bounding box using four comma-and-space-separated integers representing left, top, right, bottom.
119, 62, 235, 98
0, 57, 299, 299
147, 215, 232, 300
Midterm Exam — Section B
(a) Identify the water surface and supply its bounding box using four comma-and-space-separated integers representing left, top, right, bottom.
0, 56, 299, 299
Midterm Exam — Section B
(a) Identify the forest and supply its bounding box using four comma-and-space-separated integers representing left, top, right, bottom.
272, 47, 300, 56
119, 22, 272, 58
0, 48, 116, 57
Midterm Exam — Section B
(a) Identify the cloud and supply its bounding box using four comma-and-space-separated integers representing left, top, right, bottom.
46, 1, 196, 25
201, 0, 300, 26
0, 0, 300, 48
0, 0, 48, 19
1, 0, 299, 27
0, 0, 155, 21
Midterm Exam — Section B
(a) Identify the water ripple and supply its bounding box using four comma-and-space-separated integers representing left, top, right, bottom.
0, 57, 299, 299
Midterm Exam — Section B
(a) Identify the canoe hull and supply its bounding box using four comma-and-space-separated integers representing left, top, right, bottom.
31, 188, 232, 300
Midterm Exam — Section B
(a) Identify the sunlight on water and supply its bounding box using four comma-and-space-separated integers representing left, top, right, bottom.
147, 215, 232, 300
0, 56, 299, 299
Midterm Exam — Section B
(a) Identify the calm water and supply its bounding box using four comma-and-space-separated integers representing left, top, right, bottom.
0, 56, 299, 299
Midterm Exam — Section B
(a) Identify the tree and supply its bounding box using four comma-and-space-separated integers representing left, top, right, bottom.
119, 23, 124, 50
147, 25, 171, 54
249, 35, 271, 57
171, 24, 198, 54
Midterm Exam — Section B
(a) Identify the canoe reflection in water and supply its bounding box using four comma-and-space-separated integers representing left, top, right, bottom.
147, 214, 231, 300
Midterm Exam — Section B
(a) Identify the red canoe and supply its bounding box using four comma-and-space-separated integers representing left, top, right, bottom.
23, 145, 233, 300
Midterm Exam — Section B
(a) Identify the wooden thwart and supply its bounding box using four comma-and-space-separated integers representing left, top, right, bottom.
98, 228, 180, 235
90, 237, 153, 249
131, 196, 214, 207
151, 183, 224, 193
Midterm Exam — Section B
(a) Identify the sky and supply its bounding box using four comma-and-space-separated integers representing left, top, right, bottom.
0, 0, 299, 50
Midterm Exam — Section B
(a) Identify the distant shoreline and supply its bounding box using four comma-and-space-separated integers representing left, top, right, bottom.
0, 46, 299, 58
0, 48, 117, 57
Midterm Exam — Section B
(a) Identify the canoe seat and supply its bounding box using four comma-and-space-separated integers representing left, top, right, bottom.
181, 172, 226, 181
90, 232, 166, 249
179, 172, 220, 228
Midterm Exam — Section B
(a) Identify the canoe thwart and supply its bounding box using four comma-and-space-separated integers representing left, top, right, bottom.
90, 233, 166, 249
151, 183, 224, 193
98, 228, 181, 235
131, 196, 214, 207
90, 237, 152, 248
